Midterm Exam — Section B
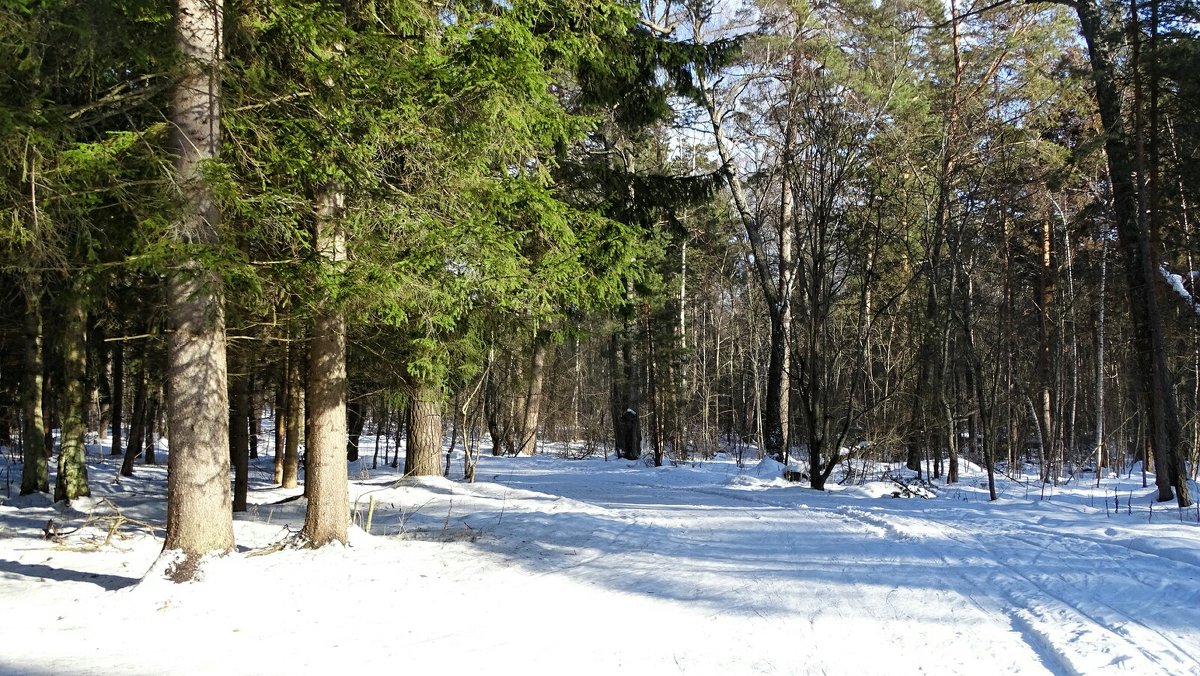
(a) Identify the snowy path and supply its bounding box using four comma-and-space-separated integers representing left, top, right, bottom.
479, 458, 1200, 675
2, 452, 1200, 675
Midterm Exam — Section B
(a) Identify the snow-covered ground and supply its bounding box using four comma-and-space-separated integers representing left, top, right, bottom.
2, 440, 1199, 675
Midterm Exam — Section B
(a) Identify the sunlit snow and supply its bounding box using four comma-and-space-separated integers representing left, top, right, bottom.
2, 437, 1199, 675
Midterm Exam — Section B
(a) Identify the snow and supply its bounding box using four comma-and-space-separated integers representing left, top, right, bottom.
1159, 263, 1200, 316
3, 442, 1200, 675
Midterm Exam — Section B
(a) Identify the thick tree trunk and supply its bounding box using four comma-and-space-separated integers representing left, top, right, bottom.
405, 382, 443, 476
20, 276, 49, 495
55, 292, 91, 503
161, 0, 234, 577
302, 187, 350, 546
1075, 0, 1189, 506
517, 329, 551, 456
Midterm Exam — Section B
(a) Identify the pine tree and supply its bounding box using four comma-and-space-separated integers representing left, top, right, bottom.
160, 0, 236, 577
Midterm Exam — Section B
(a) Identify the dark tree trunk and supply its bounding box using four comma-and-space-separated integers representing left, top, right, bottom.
143, 390, 160, 465
121, 360, 147, 477
612, 294, 642, 461
110, 341, 124, 456
1075, 0, 1190, 506
249, 373, 262, 459
230, 354, 251, 513
484, 348, 514, 456
282, 336, 303, 489
19, 275, 49, 495
347, 395, 365, 462
763, 306, 790, 462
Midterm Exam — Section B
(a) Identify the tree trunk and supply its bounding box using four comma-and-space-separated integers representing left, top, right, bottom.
121, 360, 147, 477
273, 362, 286, 483
302, 186, 350, 546
405, 382, 443, 476
19, 275, 49, 495
144, 390, 160, 465
1074, 0, 1189, 506
1094, 237, 1107, 481
347, 395, 365, 462
230, 353, 251, 513
1038, 217, 1056, 484
484, 346, 514, 456
696, 72, 794, 463
283, 336, 303, 489
55, 291, 91, 503
249, 373, 262, 459
517, 329, 551, 456
109, 342, 124, 456
42, 362, 55, 460
161, 0, 234, 577
764, 305, 791, 462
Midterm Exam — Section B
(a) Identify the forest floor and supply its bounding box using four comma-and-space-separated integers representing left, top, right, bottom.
2, 439, 1200, 675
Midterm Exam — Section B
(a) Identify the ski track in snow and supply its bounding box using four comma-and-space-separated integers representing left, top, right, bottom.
489, 461, 1200, 675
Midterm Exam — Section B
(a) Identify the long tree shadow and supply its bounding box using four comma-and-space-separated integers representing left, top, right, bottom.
0, 558, 139, 591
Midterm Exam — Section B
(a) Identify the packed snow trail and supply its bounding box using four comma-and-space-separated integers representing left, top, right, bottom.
2, 450, 1200, 675
479, 456, 1200, 675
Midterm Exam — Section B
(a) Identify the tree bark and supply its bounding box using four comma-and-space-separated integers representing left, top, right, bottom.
121, 360, 147, 477
161, 0, 234, 577
282, 336, 304, 489
1094, 237, 1107, 481
55, 291, 91, 502
230, 353, 251, 513
302, 187, 350, 545
249, 373, 262, 459
347, 395, 365, 462
1038, 217, 1056, 484
144, 390, 160, 465
109, 342, 124, 456
405, 382, 443, 476
517, 329, 551, 456
273, 361, 286, 483
20, 275, 49, 495
1074, 0, 1190, 505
